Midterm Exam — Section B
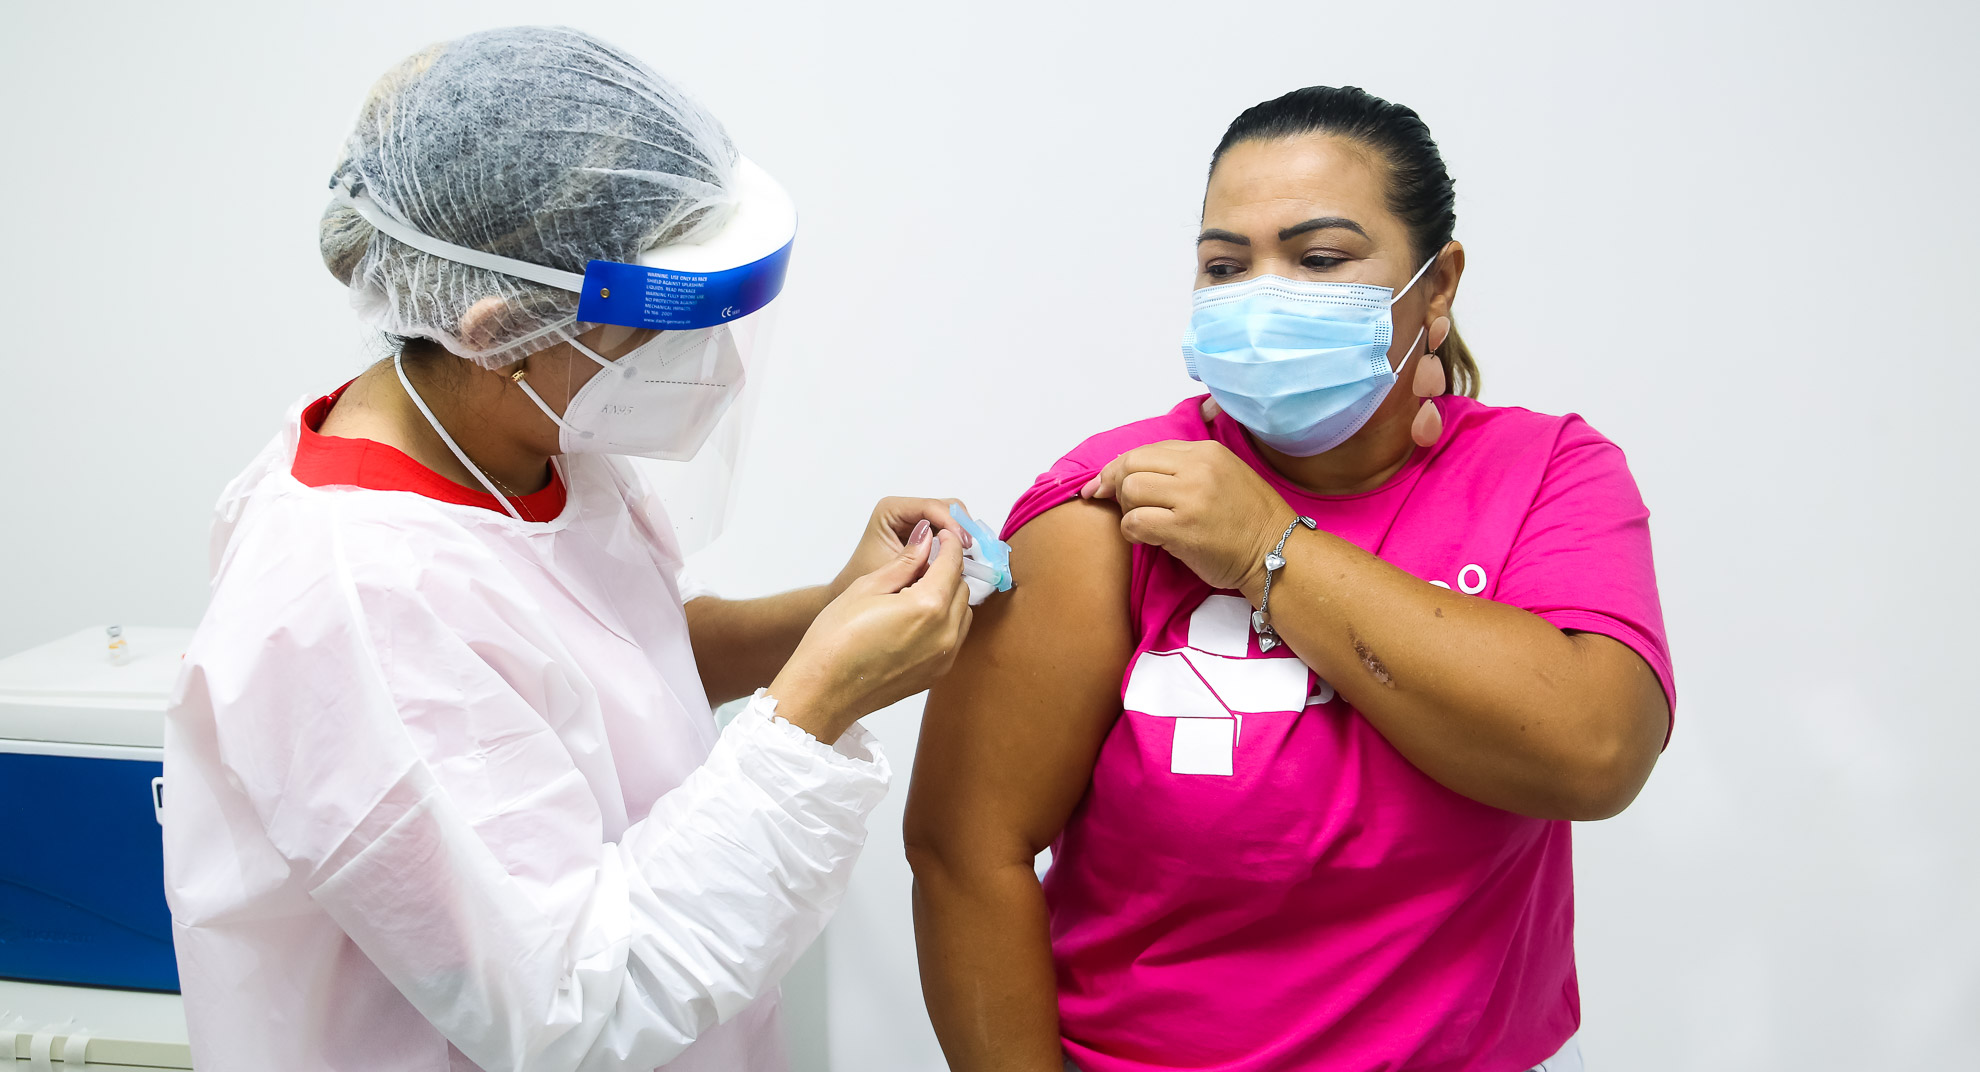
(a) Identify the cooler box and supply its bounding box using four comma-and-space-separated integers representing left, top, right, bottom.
0, 627, 194, 993
0, 978, 192, 1069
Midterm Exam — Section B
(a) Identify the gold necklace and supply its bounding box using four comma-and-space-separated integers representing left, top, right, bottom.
486, 471, 522, 500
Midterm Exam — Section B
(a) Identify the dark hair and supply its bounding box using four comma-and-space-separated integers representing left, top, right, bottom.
1209, 86, 1478, 397
382, 334, 468, 387
385, 333, 450, 364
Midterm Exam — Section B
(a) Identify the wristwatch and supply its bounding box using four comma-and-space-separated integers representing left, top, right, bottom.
1252, 515, 1316, 652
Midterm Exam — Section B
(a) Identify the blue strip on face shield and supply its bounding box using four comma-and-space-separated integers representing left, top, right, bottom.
573, 241, 791, 329
333, 156, 797, 332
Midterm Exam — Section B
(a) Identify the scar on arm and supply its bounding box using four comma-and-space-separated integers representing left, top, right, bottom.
1349, 629, 1395, 687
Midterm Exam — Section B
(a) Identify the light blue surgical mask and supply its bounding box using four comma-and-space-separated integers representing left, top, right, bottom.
1182, 255, 1437, 457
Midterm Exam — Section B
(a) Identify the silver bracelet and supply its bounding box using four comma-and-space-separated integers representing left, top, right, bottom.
1252, 516, 1316, 652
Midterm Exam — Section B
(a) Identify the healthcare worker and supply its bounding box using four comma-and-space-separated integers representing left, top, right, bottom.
164, 27, 974, 1072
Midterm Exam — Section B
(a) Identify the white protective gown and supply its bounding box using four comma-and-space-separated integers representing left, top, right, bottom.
163, 402, 890, 1072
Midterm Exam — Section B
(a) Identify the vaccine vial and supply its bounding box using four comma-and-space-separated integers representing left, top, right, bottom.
107, 624, 132, 666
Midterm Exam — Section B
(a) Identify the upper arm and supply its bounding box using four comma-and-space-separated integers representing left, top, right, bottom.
1560, 630, 1671, 817
904, 499, 1136, 869
1498, 425, 1676, 732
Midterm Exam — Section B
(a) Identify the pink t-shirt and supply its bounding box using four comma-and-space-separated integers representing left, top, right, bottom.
1002, 394, 1674, 1072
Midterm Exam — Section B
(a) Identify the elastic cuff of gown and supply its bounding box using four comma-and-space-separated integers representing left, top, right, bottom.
675, 563, 718, 604
734, 688, 891, 783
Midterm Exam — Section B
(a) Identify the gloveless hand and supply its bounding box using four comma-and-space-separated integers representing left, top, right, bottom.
831, 496, 974, 599
1080, 439, 1295, 594
772, 521, 974, 743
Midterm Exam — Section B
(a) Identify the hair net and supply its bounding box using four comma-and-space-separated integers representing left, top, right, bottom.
320, 26, 739, 368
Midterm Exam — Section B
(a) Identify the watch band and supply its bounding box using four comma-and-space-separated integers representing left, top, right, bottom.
1252, 515, 1317, 652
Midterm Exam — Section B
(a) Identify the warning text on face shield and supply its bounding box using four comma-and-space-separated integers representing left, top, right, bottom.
577, 240, 793, 331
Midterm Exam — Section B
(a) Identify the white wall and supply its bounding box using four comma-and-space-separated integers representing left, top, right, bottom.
4, 1, 1974, 1068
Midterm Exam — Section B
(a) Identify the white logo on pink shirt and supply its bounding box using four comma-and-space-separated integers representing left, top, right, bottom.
1428, 563, 1490, 595
1122, 595, 1325, 776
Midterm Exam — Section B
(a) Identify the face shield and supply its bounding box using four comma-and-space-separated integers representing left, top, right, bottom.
335, 157, 795, 546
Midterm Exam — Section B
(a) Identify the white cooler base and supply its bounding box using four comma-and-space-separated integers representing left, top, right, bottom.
0, 980, 191, 1069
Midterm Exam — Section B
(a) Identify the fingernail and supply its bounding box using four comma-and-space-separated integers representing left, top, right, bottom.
960, 526, 974, 549
910, 519, 931, 546
949, 504, 975, 547
1080, 477, 1100, 499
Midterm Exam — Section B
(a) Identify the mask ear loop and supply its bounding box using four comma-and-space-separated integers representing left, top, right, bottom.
1388, 253, 1440, 306
393, 352, 526, 520
1384, 251, 1441, 381
1390, 325, 1427, 380
511, 367, 595, 447
567, 337, 620, 371
1388, 254, 1447, 448
509, 337, 623, 446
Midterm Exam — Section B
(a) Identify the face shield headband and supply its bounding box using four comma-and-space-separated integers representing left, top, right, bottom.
353, 157, 795, 528
332, 156, 797, 335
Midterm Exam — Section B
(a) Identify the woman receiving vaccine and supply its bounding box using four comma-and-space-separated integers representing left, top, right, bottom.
908, 86, 1674, 1072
